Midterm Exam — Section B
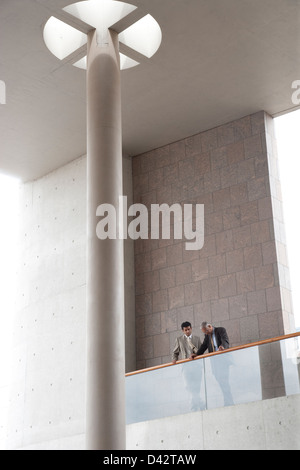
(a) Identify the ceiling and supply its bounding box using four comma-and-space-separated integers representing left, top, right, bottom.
0, 0, 300, 182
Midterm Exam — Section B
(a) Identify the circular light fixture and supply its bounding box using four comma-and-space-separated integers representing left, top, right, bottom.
43, 0, 162, 70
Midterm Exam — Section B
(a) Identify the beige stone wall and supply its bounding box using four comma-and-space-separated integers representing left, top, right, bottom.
132, 111, 294, 369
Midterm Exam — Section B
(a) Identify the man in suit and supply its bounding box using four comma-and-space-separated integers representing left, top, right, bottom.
172, 321, 202, 364
172, 321, 204, 411
191, 321, 230, 357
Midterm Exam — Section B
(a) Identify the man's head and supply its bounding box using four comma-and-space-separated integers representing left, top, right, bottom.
181, 321, 192, 337
201, 321, 213, 335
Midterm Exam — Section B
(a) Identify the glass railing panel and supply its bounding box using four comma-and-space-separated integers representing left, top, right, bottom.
204, 347, 262, 410
126, 359, 205, 424
258, 341, 286, 399
126, 334, 300, 425
280, 336, 300, 396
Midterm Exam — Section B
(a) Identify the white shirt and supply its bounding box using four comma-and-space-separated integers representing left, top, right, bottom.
212, 329, 219, 351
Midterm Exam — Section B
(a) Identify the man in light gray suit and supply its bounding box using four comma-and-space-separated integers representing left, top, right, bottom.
172, 321, 204, 411
172, 321, 202, 364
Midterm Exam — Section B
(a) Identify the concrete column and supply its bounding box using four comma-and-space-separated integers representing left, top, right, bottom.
86, 28, 126, 450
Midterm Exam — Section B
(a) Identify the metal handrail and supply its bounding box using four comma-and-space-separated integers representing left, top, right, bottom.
126, 331, 300, 377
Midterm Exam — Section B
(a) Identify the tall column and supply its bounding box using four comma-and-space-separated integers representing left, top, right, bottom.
86, 28, 126, 450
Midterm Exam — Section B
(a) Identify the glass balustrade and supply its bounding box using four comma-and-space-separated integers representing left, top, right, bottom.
125, 334, 300, 425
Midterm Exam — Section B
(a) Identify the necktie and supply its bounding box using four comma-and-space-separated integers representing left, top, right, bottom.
210, 335, 215, 352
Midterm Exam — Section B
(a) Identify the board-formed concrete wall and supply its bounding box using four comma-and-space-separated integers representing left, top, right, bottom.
6, 156, 87, 449
5, 154, 135, 450
126, 394, 300, 450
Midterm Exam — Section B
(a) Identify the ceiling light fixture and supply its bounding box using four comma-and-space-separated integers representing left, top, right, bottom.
43, 0, 162, 70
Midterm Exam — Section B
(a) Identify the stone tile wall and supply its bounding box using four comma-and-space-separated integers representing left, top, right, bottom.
132, 111, 294, 369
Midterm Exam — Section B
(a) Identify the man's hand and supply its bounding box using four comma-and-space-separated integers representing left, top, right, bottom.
190, 353, 197, 359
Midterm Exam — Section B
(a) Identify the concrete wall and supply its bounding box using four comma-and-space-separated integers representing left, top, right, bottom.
132, 111, 294, 369
123, 155, 136, 373
126, 394, 300, 450
5, 154, 135, 450
6, 156, 87, 449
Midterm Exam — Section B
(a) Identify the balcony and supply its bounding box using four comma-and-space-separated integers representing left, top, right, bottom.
125, 333, 300, 450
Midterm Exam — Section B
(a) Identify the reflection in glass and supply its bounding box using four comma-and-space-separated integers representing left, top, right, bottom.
258, 342, 285, 399
180, 360, 206, 412
280, 337, 300, 396
204, 348, 262, 409
126, 360, 205, 424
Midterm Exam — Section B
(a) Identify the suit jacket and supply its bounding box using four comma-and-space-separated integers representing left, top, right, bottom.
196, 327, 229, 355
172, 334, 202, 361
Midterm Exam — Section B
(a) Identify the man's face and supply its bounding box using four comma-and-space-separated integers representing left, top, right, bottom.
202, 324, 213, 335
182, 326, 192, 336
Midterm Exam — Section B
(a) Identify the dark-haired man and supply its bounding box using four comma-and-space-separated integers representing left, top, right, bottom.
172, 321, 202, 364
172, 321, 204, 411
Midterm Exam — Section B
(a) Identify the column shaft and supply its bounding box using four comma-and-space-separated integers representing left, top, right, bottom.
86, 28, 126, 450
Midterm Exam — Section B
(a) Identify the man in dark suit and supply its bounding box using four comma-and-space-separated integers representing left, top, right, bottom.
191, 321, 230, 357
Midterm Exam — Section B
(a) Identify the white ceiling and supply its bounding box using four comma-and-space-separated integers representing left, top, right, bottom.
0, 0, 300, 182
